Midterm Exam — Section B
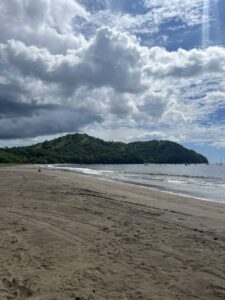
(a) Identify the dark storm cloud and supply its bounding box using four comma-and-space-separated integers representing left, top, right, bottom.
0, 76, 102, 139
0, 97, 57, 119
0, 106, 102, 139
0, 80, 58, 119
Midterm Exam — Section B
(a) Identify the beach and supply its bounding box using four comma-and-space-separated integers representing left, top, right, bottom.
0, 166, 225, 300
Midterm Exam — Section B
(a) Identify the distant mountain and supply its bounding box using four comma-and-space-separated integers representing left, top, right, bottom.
0, 133, 208, 164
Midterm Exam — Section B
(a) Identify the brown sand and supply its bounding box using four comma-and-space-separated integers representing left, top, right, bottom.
0, 166, 225, 300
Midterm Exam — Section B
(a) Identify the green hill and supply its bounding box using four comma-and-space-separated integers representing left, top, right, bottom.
0, 133, 208, 164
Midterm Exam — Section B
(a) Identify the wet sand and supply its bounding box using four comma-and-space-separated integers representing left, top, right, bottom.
0, 165, 225, 300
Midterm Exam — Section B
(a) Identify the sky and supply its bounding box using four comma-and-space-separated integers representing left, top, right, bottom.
0, 0, 225, 162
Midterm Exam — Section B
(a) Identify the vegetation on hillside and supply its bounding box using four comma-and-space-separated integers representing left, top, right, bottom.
0, 133, 208, 164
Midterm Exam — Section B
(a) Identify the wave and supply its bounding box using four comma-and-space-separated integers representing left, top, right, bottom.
47, 165, 114, 176
46, 164, 225, 203
124, 172, 225, 181
47, 165, 225, 187
48, 165, 224, 181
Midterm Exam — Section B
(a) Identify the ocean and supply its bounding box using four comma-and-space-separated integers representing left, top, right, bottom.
47, 164, 225, 203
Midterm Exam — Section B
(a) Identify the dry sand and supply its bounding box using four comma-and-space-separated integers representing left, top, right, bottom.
0, 165, 225, 300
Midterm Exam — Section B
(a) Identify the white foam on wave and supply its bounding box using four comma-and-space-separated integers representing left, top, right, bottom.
47, 165, 102, 175
47, 165, 115, 176
167, 179, 184, 185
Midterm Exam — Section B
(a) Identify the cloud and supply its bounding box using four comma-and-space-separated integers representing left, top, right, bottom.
0, 26, 225, 142
0, 1, 225, 149
144, 46, 225, 79
0, 102, 102, 139
2, 28, 225, 91
0, 28, 146, 93
0, 0, 88, 54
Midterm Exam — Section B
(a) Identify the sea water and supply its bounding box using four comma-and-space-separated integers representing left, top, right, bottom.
47, 164, 225, 203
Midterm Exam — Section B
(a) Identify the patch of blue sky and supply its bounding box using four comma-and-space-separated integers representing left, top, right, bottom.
185, 143, 225, 163
165, 26, 203, 50
76, 0, 225, 50
208, 107, 225, 123
77, 0, 147, 14
107, 0, 148, 15
139, 18, 196, 49
76, 0, 105, 13
181, 78, 222, 97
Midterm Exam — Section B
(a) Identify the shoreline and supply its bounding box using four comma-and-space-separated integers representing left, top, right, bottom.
46, 165, 225, 205
0, 165, 225, 299
99, 177, 225, 205
45, 167, 225, 214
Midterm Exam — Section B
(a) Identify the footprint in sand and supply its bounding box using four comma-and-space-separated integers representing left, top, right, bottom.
2, 277, 33, 298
